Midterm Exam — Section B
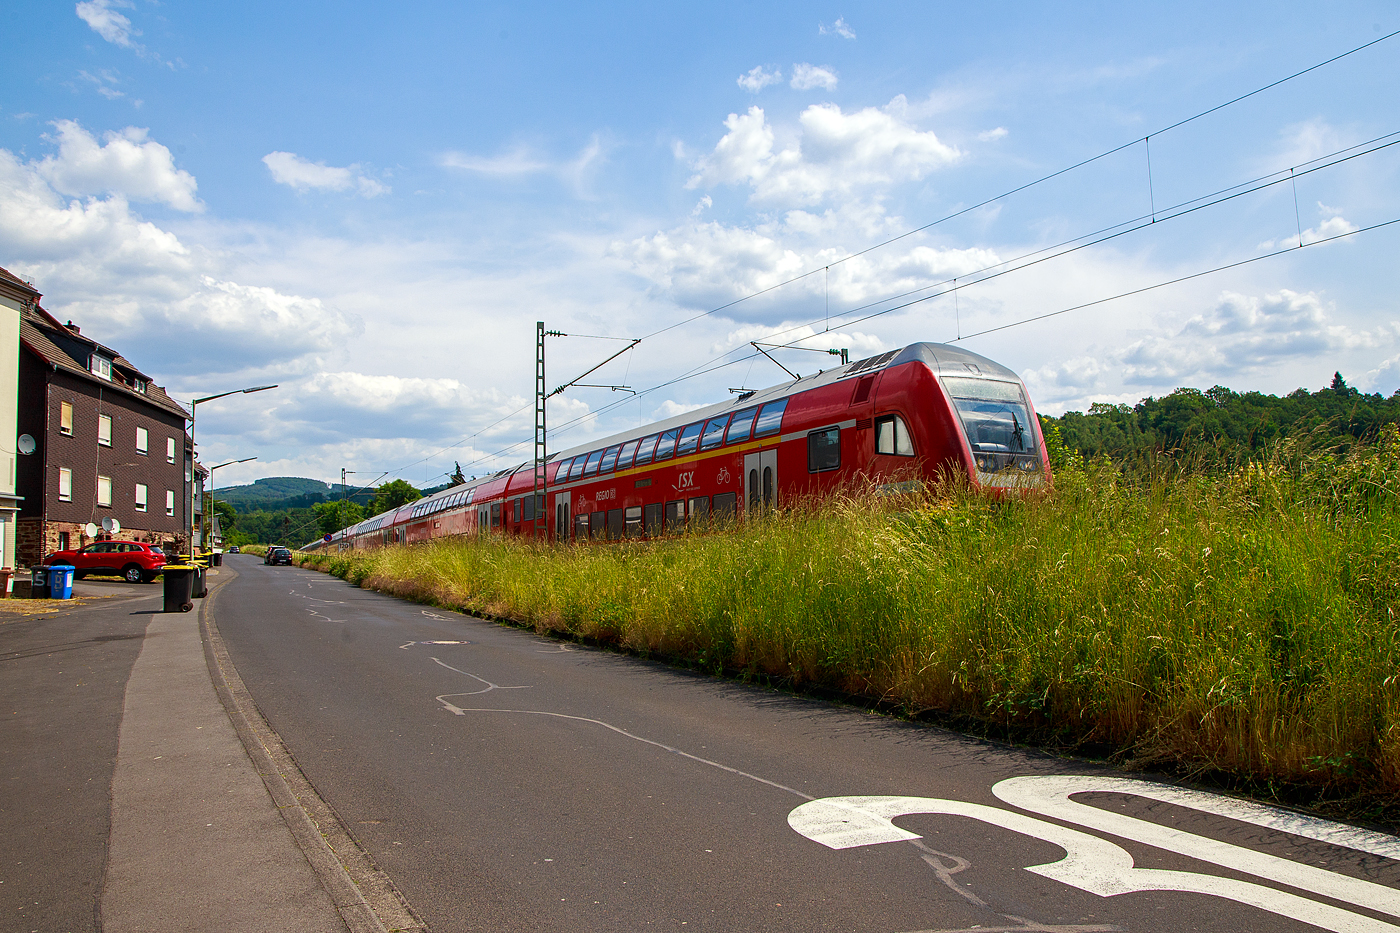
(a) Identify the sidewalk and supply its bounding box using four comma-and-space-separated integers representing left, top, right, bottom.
99, 567, 354, 933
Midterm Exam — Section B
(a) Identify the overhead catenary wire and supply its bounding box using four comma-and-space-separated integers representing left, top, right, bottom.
385, 30, 1400, 484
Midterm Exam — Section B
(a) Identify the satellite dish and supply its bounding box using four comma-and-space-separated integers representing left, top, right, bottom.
85, 522, 99, 537
17, 435, 35, 455
102, 517, 118, 534
111, 519, 121, 534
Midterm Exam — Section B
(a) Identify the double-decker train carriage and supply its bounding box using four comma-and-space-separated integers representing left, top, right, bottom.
305, 341, 1049, 552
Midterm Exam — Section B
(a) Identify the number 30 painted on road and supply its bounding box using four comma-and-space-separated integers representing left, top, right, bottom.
788, 776, 1400, 933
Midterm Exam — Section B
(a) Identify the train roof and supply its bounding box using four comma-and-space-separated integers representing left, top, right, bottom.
340, 341, 1022, 533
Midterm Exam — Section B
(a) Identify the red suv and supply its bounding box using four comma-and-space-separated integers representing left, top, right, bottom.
45, 541, 168, 584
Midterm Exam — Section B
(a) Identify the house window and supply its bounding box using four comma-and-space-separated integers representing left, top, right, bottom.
136, 426, 148, 454
59, 467, 72, 502
58, 531, 70, 551
97, 475, 112, 507
91, 354, 112, 380
166, 490, 175, 517
60, 401, 73, 435
167, 437, 176, 464
134, 380, 148, 394
98, 414, 112, 446
135, 484, 148, 512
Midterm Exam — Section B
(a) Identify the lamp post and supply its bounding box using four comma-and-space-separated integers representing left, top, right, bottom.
205, 456, 256, 551
187, 384, 277, 560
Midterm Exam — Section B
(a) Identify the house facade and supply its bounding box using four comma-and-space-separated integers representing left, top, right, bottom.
15, 292, 192, 565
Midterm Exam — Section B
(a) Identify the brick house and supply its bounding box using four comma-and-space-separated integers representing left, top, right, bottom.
16, 295, 192, 565
0, 268, 30, 581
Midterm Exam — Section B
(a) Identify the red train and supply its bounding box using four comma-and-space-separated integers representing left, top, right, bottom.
305, 341, 1049, 552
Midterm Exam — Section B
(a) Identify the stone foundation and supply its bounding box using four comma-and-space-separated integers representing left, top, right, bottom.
16, 518, 184, 568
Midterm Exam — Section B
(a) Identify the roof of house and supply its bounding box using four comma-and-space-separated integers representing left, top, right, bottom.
0, 265, 41, 301
19, 301, 190, 421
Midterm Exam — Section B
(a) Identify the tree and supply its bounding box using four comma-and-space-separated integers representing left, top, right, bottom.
211, 499, 237, 532
313, 500, 365, 536
370, 479, 422, 515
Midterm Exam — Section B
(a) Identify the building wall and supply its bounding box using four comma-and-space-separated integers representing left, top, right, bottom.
16, 356, 188, 564
0, 291, 19, 574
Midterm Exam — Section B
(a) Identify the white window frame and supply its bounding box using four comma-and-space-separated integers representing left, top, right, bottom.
166, 490, 175, 517
136, 426, 148, 454
59, 467, 72, 502
98, 414, 112, 447
135, 483, 148, 512
91, 354, 112, 380
97, 475, 112, 508
167, 436, 176, 464
60, 401, 73, 436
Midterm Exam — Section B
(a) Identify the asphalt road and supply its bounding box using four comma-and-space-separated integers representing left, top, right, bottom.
212, 555, 1400, 933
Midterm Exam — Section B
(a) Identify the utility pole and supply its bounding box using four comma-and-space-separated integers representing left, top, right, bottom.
533, 322, 548, 540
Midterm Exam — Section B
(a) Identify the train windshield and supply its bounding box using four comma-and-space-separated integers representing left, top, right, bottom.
941, 377, 1039, 461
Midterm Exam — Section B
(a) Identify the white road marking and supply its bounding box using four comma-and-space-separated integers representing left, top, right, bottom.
399, 640, 468, 649
421, 610, 449, 620
431, 657, 531, 711
787, 784, 1400, 933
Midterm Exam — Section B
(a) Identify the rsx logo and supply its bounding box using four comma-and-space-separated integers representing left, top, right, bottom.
788, 776, 1400, 933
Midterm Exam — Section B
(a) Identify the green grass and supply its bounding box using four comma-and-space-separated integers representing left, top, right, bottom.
292, 427, 1400, 810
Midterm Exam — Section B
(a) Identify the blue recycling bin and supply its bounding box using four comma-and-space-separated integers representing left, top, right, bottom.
48, 565, 74, 600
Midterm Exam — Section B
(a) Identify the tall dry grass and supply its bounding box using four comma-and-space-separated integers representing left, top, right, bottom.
293, 426, 1400, 803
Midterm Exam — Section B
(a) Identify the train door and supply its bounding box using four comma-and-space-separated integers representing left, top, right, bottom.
743, 449, 777, 514
554, 495, 570, 542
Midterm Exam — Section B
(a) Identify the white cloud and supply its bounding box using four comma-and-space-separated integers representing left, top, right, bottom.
75, 0, 140, 49
439, 136, 606, 196
78, 70, 125, 100
737, 66, 783, 93
977, 127, 1008, 142
1257, 203, 1360, 250
262, 151, 389, 197
686, 102, 960, 208
791, 64, 839, 92
819, 17, 856, 39
0, 126, 359, 381
36, 120, 200, 211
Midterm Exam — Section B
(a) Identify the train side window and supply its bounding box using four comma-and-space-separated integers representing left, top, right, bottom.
700, 416, 730, 450
643, 502, 663, 536
491, 503, 501, 527
523, 495, 535, 521
712, 492, 736, 521
654, 429, 678, 461
574, 514, 589, 540
675, 422, 704, 456
634, 434, 659, 466
754, 399, 788, 437
624, 505, 643, 537
583, 450, 604, 477
568, 456, 587, 481
512, 498, 521, 523
599, 445, 622, 474
725, 408, 757, 444
548, 460, 565, 483
617, 439, 640, 471
589, 511, 606, 540
607, 508, 625, 540
875, 415, 915, 456
665, 499, 685, 533
688, 496, 710, 525
808, 427, 841, 473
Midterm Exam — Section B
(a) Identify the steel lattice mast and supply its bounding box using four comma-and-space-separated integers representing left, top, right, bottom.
533, 321, 547, 539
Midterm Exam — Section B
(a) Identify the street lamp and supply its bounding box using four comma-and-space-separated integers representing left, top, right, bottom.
205, 456, 256, 551
187, 384, 277, 560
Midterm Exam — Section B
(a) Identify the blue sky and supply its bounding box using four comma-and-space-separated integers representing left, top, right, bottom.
2, 1, 1398, 489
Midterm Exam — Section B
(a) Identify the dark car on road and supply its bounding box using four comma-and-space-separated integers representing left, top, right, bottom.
45, 541, 167, 583
264, 547, 293, 565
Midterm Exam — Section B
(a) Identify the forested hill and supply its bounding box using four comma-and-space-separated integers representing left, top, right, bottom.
214, 476, 336, 512
1041, 373, 1400, 458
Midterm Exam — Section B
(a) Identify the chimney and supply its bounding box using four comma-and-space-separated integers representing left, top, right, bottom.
66, 320, 80, 335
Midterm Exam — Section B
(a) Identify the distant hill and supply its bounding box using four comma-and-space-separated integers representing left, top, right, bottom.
214, 476, 338, 512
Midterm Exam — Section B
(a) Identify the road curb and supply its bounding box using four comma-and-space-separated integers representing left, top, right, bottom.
200, 565, 428, 933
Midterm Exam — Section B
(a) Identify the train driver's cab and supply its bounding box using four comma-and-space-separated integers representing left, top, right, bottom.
941, 376, 1043, 487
